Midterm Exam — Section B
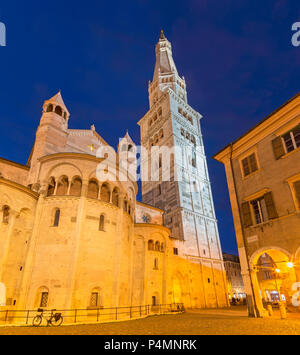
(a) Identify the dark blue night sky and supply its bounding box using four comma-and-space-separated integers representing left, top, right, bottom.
0, 1, 299, 254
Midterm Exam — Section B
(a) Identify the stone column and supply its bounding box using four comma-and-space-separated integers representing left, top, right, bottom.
241, 266, 266, 318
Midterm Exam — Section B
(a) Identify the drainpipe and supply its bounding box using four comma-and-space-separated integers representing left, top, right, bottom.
229, 143, 260, 318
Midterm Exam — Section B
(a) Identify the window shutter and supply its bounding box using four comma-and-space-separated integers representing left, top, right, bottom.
242, 158, 250, 177
294, 181, 300, 208
272, 137, 285, 160
249, 153, 258, 172
241, 202, 253, 227
264, 192, 278, 219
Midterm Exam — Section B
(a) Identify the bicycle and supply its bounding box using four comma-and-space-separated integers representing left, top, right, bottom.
32, 309, 63, 327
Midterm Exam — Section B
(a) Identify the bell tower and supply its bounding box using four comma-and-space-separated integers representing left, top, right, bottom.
27, 91, 70, 185
149, 30, 187, 108
139, 31, 223, 262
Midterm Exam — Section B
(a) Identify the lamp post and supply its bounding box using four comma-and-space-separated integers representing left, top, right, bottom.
274, 261, 295, 319
256, 261, 295, 319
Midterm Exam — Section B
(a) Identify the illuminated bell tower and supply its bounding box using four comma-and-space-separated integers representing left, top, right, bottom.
27, 91, 70, 186
138, 30, 223, 262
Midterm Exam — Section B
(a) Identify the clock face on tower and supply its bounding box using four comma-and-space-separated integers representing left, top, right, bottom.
142, 214, 151, 223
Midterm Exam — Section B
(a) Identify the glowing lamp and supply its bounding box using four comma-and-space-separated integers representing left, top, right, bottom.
275, 269, 281, 274
287, 262, 294, 269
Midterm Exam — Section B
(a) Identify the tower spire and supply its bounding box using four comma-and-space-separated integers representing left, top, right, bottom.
149, 32, 187, 107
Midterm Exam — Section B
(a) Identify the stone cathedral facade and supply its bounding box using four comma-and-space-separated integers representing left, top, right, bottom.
0, 32, 228, 317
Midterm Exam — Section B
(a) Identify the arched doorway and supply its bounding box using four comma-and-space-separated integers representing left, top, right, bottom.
172, 274, 183, 304
250, 248, 296, 307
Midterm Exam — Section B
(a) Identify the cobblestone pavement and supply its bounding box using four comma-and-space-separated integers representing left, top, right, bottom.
1, 307, 300, 335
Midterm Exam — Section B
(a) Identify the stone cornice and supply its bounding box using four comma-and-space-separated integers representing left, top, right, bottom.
172, 113, 200, 136
0, 177, 39, 199
168, 89, 202, 119
0, 157, 30, 171
138, 92, 169, 125
134, 223, 171, 234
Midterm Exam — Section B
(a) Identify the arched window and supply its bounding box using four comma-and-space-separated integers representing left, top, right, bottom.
56, 176, 69, 196
112, 188, 119, 207
55, 106, 63, 116
40, 291, 49, 308
154, 258, 159, 270
192, 151, 197, 168
90, 289, 101, 308
128, 144, 133, 152
46, 104, 53, 113
100, 184, 110, 203
2, 205, 10, 224
161, 243, 165, 253
70, 177, 82, 197
159, 129, 164, 139
155, 241, 161, 252
123, 199, 128, 213
148, 240, 154, 251
87, 180, 99, 199
47, 177, 56, 196
99, 215, 105, 231
152, 296, 157, 306
53, 209, 60, 227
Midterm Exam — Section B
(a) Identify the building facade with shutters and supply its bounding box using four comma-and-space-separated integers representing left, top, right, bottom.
214, 93, 300, 317
0, 32, 228, 320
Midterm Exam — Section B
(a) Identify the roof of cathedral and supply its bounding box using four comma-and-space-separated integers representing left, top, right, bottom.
136, 201, 165, 213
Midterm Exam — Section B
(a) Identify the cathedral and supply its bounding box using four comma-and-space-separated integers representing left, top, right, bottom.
0, 31, 228, 316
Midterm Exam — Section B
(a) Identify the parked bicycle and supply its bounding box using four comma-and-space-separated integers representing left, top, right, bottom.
32, 309, 63, 327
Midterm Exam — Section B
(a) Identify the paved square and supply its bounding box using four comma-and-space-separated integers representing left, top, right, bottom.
1, 307, 300, 335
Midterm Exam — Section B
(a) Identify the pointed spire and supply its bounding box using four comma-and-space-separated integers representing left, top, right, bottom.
45, 90, 70, 115
118, 131, 136, 152
153, 31, 178, 81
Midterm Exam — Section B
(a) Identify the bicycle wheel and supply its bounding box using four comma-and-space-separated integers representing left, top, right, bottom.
50, 315, 63, 327
32, 315, 43, 327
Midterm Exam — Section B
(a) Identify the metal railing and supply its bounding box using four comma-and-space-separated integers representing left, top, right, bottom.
0, 303, 185, 326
